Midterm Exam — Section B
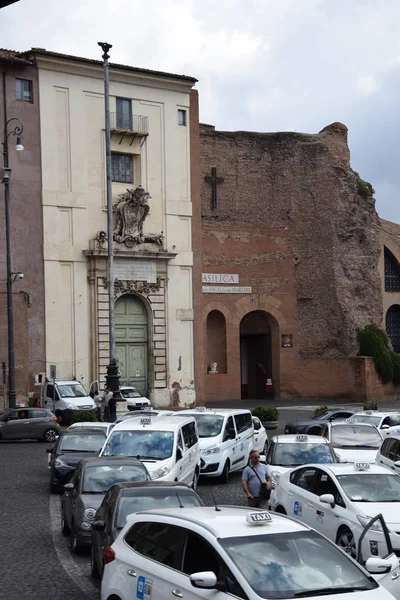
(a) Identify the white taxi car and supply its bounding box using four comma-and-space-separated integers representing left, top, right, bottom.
272, 462, 400, 559
321, 421, 383, 463
352, 411, 400, 436
252, 416, 268, 454
377, 434, 400, 473
266, 434, 337, 489
101, 506, 399, 600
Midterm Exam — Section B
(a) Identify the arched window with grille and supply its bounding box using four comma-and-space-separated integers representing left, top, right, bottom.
384, 247, 400, 292
386, 305, 400, 353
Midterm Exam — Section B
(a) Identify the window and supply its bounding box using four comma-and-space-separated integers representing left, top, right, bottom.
384, 247, 400, 292
253, 417, 261, 431
223, 416, 236, 442
316, 472, 345, 508
111, 153, 133, 183
30, 410, 47, 419
116, 97, 132, 130
381, 438, 400, 461
386, 305, 400, 353
291, 467, 317, 492
16, 78, 33, 102
178, 109, 187, 126
125, 522, 186, 569
234, 412, 252, 434
182, 422, 197, 448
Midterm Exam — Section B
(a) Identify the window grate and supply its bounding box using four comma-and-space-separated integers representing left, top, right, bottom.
111, 153, 133, 183
384, 248, 400, 292
386, 305, 400, 353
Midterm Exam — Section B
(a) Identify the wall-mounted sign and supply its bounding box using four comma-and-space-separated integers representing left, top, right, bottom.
176, 309, 194, 321
202, 286, 252, 294
282, 334, 293, 348
114, 259, 157, 283
202, 273, 239, 284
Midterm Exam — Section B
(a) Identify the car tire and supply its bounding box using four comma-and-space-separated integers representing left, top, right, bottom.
336, 526, 356, 558
220, 460, 230, 484
192, 469, 199, 492
55, 411, 65, 426
50, 479, 59, 494
43, 428, 58, 443
71, 524, 83, 554
90, 546, 101, 579
61, 508, 70, 536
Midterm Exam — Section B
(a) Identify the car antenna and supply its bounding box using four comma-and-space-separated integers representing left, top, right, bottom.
209, 487, 221, 511
175, 492, 184, 508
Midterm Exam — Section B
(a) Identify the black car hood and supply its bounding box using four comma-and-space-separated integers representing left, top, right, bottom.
57, 451, 100, 467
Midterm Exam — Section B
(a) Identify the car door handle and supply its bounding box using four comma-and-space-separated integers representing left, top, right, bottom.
288, 491, 294, 496
127, 569, 137, 577
391, 572, 400, 580
308, 502, 315, 508
172, 591, 183, 598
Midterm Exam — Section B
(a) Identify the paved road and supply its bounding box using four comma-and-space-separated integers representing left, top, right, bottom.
0, 403, 350, 599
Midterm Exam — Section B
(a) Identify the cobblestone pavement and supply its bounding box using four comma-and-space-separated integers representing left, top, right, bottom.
0, 404, 338, 600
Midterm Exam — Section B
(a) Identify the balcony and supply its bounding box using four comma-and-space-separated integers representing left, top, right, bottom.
110, 113, 149, 145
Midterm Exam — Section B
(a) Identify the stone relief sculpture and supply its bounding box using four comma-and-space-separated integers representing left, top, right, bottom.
113, 186, 164, 249
114, 278, 161, 296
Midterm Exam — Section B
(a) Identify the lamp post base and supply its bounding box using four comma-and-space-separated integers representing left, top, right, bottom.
105, 358, 121, 399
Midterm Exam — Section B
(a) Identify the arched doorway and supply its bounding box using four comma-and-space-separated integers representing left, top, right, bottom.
115, 295, 148, 394
240, 311, 277, 399
386, 305, 400, 353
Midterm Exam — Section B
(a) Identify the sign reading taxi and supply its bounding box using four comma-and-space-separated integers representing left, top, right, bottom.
247, 511, 272, 524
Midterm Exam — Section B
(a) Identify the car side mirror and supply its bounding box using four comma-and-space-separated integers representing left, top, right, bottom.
190, 571, 218, 589
259, 455, 266, 463
365, 557, 392, 575
63, 483, 74, 491
176, 447, 183, 461
394, 461, 400, 469
381, 424, 390, 430
319, 493, 335, 508
92, 520, 105, 531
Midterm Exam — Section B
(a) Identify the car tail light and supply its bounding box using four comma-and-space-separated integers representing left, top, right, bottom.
103, 547, 115, 565
53, 417, 58, 423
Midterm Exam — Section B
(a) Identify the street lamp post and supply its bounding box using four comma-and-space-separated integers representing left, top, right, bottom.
98, 42, 120, 395
1, 115, 24, 409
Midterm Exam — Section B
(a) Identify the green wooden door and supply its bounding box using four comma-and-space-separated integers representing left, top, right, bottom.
115, 295, 148, 395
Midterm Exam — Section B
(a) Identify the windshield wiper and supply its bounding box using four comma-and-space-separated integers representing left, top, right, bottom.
82, 490, 106, 494
295, 586, 370, 597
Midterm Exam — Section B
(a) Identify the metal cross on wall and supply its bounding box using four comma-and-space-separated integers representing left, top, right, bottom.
205, 167, 224, 210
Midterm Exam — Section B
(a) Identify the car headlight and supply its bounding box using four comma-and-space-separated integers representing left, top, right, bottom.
357, 515, 383, 531
84, 508, 97, 521
152, 465, 171, 480
55, 458, 68, 468
67, 403, 75, 410
271, 471, 281, 489
203, 443, 221, 456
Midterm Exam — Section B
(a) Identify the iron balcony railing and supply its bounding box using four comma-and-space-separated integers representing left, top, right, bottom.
110, 112, 149, 135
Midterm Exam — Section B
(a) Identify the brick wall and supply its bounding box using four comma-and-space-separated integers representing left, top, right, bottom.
0, 291, 29, 400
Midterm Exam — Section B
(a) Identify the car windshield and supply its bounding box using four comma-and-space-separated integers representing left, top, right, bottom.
82, 465, 147, 493
337, 473, 400, 502
330, 425, 382, 449
272, 443, 335, 467
311, 411, 333, 421
352, 414, 382, 426
115, 490, 202, 529
219, 530, 376, 599
190, 414, 224, 438
121, 389, 142, 399
102, 431, 174, 459
56, 383, 87, 398
59, 434, 104, 452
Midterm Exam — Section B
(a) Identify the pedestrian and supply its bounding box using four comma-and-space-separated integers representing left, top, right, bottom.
108, 391, 117, 423
102, 386, 113, 422
242, 449, 272, 508
93, 390, 102, 421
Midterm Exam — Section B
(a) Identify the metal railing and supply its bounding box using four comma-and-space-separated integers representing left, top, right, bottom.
110, 112, 148, 135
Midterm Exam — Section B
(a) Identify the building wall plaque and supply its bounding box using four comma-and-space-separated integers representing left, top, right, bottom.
114, 259, 157, 283
202, 273, 239, 284
202, 286, 252, 294
176, 309, 194, 321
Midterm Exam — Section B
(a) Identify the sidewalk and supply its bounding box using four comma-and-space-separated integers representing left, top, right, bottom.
205, 397, 400, 411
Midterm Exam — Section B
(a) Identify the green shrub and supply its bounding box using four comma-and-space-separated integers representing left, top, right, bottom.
363, 401, 379, 411
354, 171, 375, 199
314, 405, 328, 417
69, 411, 98, 424
357, 323, 399, 385
252, 406, 279, 421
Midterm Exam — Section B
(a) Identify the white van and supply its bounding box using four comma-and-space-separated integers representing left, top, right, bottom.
99, 415, 201, 489
173, 407, 254, 483
41, 379, 96, 425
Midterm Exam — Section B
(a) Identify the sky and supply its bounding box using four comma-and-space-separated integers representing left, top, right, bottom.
1, 0, 399, 221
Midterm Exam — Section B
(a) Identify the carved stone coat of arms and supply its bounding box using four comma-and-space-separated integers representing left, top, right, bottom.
113, 186, 164, 249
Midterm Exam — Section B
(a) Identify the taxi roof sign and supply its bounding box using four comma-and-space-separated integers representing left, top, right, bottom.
354, 462, 371, 471
296, 434, 308, 442
195, 406, 206, 411
140, 417, 152, 425
246, 511, 272, 525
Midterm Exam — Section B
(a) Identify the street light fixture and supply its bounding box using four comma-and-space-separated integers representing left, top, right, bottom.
1, 116, 24, 408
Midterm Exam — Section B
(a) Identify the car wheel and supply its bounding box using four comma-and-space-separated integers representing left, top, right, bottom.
50, 478, 59, 494
71, 524, 83, 554
61, 508, 70, 536
220, 460, 230, 484
90, 545, 101, 579
43, 428, 58, 443
192, 469, 199, 492
55, 411, 65, 426
336, 527, 356, 558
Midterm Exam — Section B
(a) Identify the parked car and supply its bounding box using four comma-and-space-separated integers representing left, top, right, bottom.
0, 407, 60, 442
114, 409, 175, 425
321, 421, 383, 463
252, 416, 268, 454
100, 506, 399, 600
47, 428, 107, 492
119, 386, 151, 411
61, 457, 150, 553
284, 409, 355, 435
91, 481, 204, 578
352, 410, 400, 435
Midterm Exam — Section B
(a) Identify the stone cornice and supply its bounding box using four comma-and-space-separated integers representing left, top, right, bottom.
83, 248, 177, 261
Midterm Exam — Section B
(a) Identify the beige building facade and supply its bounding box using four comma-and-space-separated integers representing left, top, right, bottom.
31, 49, 197, 406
